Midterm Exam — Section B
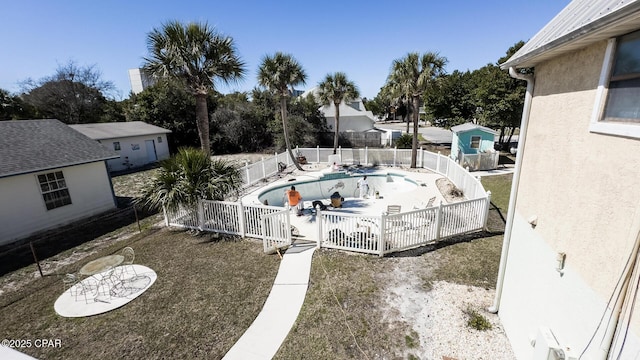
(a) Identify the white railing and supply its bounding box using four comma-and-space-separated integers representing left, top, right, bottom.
459, 152, 500, 172
316, 197, 490, 256
317, 210, 383, 255
262, 209, 292, 252
165, 147, 492, 255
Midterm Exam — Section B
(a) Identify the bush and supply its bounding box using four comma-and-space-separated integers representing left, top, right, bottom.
464, 306, 492, 331
395, 134, 413, 149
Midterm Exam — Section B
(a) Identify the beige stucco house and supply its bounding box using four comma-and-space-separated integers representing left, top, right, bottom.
0, 120, 118, 245
491, 0, 640, 358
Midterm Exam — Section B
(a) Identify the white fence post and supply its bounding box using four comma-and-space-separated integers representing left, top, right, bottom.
436, 151, 441, 173
275, 152, 278, 166
435, 202, 443, 240
378, 214, 386, 257
316, 208, 322, 249
339, 146, 342, 161
316, 145, 320, 164
163, 205, 169, 226
419, 146, 424, 168
198, 199, 205, 230
365, 146, 368, 165
244, 161, 250, 185
238, 201, 246, 237
261, 157, 266, 179
393, 147, 397, 167
483, 191, 492, 231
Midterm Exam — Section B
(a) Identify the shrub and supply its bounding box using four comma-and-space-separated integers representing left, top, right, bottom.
395, 134, 413, 149
464, 306, 492, 331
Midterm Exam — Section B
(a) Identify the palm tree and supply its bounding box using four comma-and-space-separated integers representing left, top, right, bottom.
143, 21, 246, 155
387, 52, 447, 167
139, 148, 242, 212
257, 52, 307, 171
317, 72, 359, 154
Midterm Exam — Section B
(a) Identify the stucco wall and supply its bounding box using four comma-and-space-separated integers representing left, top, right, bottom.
100, 134, 169, 172
0, 162, 116, 245
500, 40, 640, 357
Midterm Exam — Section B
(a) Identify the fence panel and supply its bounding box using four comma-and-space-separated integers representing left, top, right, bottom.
396, 149, 412, 166
201, 201, 242, 235
440, 198, 487, 237
366, 148, 394, 166
244, 204, 283, 239
319, 212, 382, 255
165, 205, 199, 229
460, 152, 500, 172
383, 207, 439, 253
262, 209, 292, 252
422, 151, 439, 171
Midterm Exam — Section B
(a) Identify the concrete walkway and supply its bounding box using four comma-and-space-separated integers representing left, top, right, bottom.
222, 241, 316, 360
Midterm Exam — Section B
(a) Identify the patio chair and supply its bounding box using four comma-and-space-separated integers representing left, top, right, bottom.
121, 247, 138, 277
63, 274, 98, 304
387, 205, 401, 215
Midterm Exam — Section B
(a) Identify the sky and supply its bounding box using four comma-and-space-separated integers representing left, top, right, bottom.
0, 0, 570, 100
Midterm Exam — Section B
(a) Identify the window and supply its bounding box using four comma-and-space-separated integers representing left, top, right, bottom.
603, 31, 640, 123
470, 136, 481, 149
157, 136, 162, 143
37, 171, 72, 210
113, 142, 121, 151
591, 31, 640, 138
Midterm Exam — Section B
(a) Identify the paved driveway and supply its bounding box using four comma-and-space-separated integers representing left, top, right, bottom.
375, 122, 453, 144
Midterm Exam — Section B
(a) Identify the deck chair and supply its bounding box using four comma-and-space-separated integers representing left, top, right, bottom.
121, 247, 138, 277
387, 205, 401, 215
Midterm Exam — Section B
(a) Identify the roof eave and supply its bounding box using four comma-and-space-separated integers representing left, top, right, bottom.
0, 156, 120, 179
501, 2, 640, 70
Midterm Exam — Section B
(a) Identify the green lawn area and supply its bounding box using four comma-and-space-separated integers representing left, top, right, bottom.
0, 230, 279, 359
1, 170, 513, 359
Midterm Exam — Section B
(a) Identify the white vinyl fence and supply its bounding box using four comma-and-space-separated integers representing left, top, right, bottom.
166, 147, 491, 255
316, 196, 489, 256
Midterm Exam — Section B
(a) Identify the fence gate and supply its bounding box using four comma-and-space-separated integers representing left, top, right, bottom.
261, 209, 292, 253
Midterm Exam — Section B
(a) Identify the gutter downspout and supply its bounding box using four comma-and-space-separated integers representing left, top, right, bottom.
488, 67, 534, 314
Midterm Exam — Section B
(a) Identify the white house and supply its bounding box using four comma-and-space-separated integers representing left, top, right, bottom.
492, 0, 640, 358
70, 121, 171, 172
301, 87, 376, 132
0, 119, 119, 246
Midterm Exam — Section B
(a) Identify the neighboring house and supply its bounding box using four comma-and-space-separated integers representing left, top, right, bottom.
302, 87, 383, 147
0, 119, 119, 246
70, 122, 171, 172
450, 122, 498, 171
493, 0, 640, 358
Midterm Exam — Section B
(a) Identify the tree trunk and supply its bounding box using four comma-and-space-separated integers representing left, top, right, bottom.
505, 127, 515, 149
333, 100, 340, 155
498, 126, 505, 150
195, 93, 210, 155
411, 95, 420, 168
281, 96, 303, 171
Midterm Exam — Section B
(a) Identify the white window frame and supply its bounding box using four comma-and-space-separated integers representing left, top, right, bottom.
590, 37, 640, 139
37, 171, 72, 210
113, 141, 121, 151
470, 135, 481, 149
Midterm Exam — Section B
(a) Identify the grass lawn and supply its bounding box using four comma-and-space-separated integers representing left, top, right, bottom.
0, 230, 279, 359
275, 174, 514, 358
1, 166, 513, 359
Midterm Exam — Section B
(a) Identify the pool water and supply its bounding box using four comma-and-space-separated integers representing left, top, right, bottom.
256, 171, 418, 207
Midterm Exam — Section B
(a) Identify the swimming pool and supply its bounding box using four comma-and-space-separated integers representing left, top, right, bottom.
252, 170, 419, 207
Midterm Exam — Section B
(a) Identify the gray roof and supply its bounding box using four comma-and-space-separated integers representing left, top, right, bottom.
0, 119, 119, 178
502, 0, 640, 69
69, 121, 171, 140
451, 122, 498, 135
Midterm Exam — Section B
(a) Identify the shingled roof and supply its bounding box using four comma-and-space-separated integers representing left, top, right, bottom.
0, 119, 119, 178
69, 121, 171, 140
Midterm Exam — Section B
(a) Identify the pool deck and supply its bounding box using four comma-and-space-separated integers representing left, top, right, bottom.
243, 165, 450, 243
